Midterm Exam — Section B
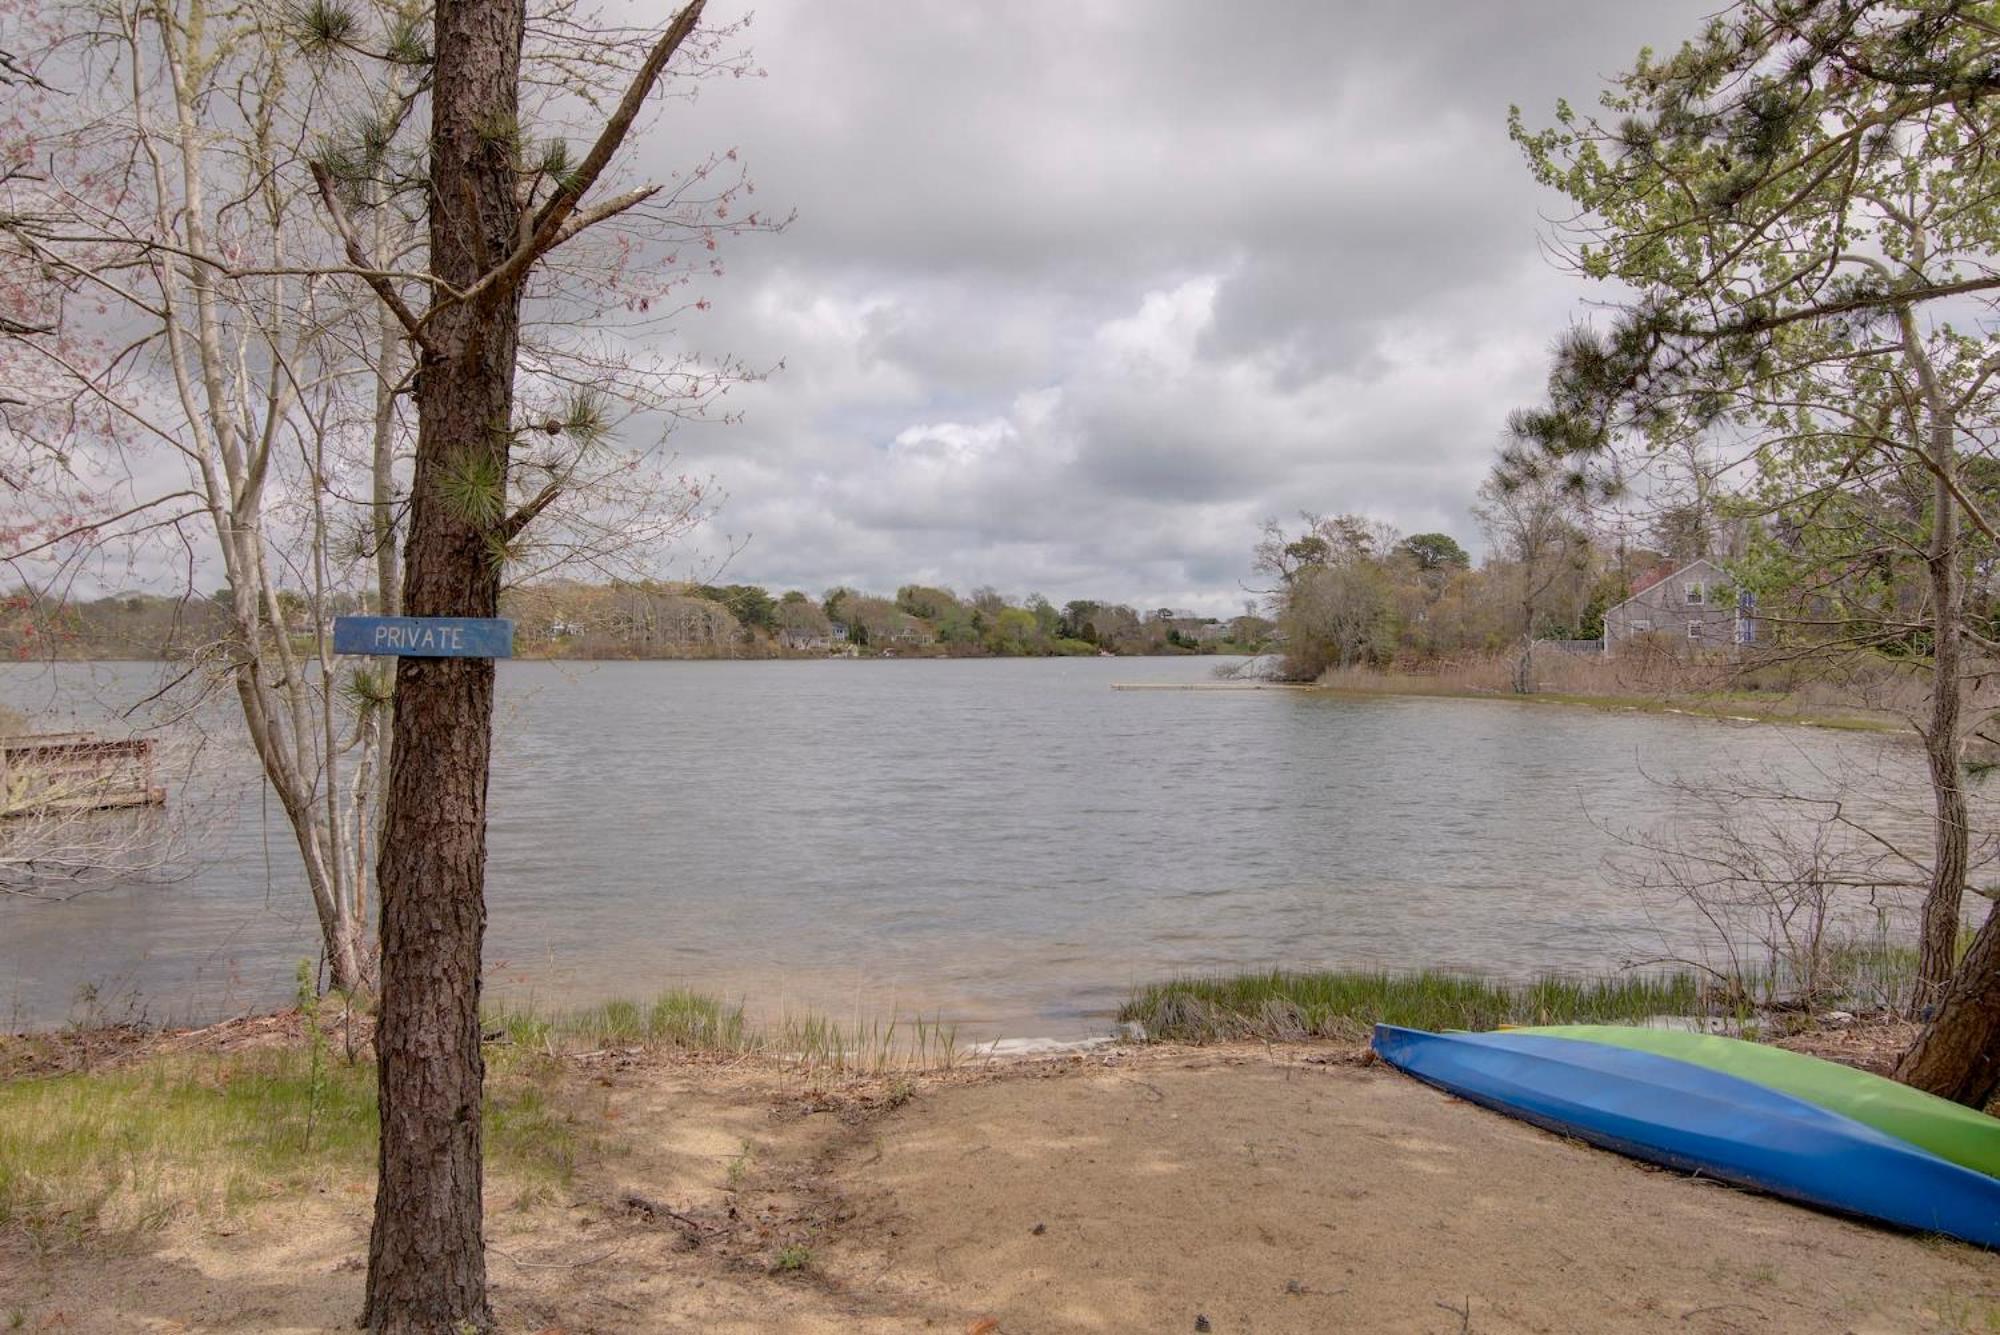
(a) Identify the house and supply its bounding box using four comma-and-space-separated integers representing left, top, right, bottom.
777, 627, 832, 652
1602, 558, 1756, 653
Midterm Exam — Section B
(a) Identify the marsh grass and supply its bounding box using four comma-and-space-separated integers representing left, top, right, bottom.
485, 991, 962, 1080
1118, 968, 1710, 1043
486, 988, 750, 1054
772, 1009, 961, 1076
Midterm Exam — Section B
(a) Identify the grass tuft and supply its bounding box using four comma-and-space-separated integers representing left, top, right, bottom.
485, 988, 749, 1054
1118, 968, 1708, 1044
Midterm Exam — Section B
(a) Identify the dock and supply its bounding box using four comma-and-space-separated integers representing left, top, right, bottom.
1111, 682, 1312, 691
0, 733, 166, 816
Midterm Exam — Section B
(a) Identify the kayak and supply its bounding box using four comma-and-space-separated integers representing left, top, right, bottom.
1509, 1024, 2000, 1180
1371, 1024, 2000, 1247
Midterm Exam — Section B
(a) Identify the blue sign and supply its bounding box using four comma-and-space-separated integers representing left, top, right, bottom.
333, 616, 514, 659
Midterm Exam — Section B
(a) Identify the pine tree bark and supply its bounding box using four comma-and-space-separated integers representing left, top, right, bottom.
362, 0, 524, 1329
1896, 903, 2000, 1107
1917, 448, 1969, 1009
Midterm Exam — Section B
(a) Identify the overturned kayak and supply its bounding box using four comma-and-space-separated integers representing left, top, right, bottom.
1371, 1024, 2000, 1248
1510, 1024, 2000, 1180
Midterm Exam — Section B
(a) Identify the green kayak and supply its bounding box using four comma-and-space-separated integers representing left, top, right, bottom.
1509, 1025, 2000, 1179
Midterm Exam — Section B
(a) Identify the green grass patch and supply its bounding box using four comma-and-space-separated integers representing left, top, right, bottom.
1118, 967, 1707, 1044
486, 987, 750, 1054
0, 983, 971, 1243
0, 1042, 589, 1243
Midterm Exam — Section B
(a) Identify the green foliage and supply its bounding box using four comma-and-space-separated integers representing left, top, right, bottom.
983, 605, 1041, 655
554, 387, 612, 448
340, 665, 395, 716
434, 449, 508, 529
1400, 532, 1469, 572
383, 11, 429, 65
1505, 4, 2000, 537
289, 0, 359, 56
894, 585, 959, 620
821, 587, 852, 625
693, 584, 777, 632
535, 137, 576, 193
474, 109, 524, 158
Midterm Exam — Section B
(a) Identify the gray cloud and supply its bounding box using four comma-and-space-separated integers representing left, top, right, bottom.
614, 0, 1713, 612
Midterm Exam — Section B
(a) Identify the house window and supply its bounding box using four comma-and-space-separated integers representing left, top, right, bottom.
1687, 621, 1702, 640
1685, 582, 1705, 606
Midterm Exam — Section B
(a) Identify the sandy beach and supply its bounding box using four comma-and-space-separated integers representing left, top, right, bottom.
6, 1039, 1995, 1333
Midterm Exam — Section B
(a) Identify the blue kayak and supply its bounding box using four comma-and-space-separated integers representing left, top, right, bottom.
1372, 1024, 2000, 1248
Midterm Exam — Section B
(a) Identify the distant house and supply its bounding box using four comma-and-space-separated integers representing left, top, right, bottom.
1602, 558, 1755, 653
777, 627, 832, 652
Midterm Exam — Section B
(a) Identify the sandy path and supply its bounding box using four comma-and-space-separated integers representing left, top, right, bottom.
3, 1046, 1996, 1332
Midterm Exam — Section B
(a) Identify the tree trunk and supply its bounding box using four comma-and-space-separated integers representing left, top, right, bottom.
1513, 587, 1535, 698
1896, 902, 2000, 1107
362, 0, 524, 1329
1916, 370, 1967, 1011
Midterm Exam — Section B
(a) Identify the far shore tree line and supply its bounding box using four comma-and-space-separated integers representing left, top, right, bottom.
0, 582, 1275, 662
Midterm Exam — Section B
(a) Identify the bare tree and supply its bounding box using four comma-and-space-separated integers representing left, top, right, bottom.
1609, 758, 1974, 1017
0, 0, 766, 1006
1474, 465, 1591, 693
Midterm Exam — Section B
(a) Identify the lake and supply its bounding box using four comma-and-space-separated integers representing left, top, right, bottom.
0, 657, 1929, 1038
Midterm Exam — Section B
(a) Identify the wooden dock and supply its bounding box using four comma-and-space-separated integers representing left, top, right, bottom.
0, 733, 166, 816
1111, 682, 1312, 691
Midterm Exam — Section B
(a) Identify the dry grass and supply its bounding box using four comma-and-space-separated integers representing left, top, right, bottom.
1309, 646, 1958, 730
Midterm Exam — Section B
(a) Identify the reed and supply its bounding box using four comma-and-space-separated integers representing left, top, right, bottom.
481, 990, 960, 1076
1118, 967, 1709, 1044
485, 987, 751, 1054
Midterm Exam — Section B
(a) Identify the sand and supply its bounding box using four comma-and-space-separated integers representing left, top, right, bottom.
3, 1044, 1996, 1332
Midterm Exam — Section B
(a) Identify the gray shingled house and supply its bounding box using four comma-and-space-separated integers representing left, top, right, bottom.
1601, 558, 1755, 653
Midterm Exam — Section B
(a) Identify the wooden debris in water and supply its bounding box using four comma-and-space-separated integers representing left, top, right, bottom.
0, 733, 166, 816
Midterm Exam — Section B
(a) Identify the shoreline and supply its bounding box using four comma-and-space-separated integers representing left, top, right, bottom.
1291, 676, 1909, 733
3, 1007, 1981, 1333
2, 954, 1920, 1075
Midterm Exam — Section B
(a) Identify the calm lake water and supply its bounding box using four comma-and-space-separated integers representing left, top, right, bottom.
0, 657, 1928, 1037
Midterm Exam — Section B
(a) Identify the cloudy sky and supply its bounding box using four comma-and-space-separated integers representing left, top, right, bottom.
611, 1, 1712, 614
